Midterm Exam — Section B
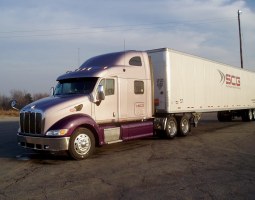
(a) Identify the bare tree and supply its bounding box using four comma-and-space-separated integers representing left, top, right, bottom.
0, 94, 11, 110
10, 90, 32, 108
33, 92, 49, 101
0, 90, 50, 110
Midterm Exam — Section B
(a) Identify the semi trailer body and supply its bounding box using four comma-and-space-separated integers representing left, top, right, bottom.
15, 48, 255, 159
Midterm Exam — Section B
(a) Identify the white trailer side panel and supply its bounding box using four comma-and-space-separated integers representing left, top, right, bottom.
148, 48, 255, 113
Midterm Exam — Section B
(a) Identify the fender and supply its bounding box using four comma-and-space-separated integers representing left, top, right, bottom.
47, 114, 104, 146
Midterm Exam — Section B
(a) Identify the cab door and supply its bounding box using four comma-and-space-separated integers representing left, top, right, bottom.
94, 78, 118, 123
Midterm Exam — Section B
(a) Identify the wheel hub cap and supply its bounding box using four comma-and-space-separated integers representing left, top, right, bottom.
74, 134, 91, 155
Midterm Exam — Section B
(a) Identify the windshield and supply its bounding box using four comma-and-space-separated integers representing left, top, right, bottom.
54, 77, 98, 95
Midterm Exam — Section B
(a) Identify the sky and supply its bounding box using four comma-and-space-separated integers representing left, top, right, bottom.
0, 0, 254, 96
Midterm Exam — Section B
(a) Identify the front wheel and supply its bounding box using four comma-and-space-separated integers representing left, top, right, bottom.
69, 128, 95, 160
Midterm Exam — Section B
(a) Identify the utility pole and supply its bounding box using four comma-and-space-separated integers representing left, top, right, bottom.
238, 10, 243, 69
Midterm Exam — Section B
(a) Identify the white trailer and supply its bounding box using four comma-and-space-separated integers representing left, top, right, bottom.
149, 48, 255, 137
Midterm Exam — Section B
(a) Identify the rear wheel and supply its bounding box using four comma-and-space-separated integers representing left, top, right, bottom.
165, 116, 178, 139
248, 109, 253, 121
177, 115, 190, 136
252, 109, 255, 121
69, 128, 95, 160
242, 109, 253, 122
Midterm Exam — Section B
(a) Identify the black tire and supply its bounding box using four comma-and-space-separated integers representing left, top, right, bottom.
165, 116, 178, 139
252, 109, 255, 121
242, 109, 253, 122
69, 128, 95, 160
177, 115, 190, 136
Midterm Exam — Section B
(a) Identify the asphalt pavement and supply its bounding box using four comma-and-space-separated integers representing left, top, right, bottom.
0, 113, 255, 200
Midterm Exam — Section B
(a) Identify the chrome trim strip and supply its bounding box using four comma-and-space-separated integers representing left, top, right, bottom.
20, 109, 44, 134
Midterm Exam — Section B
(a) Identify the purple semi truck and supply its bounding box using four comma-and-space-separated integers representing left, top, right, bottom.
13, 48, 255, 160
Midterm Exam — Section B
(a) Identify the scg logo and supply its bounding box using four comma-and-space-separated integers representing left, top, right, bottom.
218, 70, 241, 87
226, 74, 240, 86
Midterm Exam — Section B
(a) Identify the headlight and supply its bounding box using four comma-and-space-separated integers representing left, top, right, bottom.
46, 129, 68, 136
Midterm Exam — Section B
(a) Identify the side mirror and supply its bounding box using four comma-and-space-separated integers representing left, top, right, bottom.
50, 87, 55, 96
97, 85, 105, 101
10, 99, 19, 111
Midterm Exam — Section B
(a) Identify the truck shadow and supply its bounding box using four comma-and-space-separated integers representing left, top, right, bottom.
197, 118, 245, 133
0, 121, 70, 163
0, 119, 248, 163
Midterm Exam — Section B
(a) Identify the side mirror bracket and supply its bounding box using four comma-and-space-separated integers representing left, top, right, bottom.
50, 87, 55, 96
10, 100, 19, 111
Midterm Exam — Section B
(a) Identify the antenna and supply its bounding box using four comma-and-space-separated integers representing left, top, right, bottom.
123, 39, 126, 71
238, 10, 243, 69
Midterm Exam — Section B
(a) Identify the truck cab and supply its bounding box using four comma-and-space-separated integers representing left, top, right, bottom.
17, 51, 154, 159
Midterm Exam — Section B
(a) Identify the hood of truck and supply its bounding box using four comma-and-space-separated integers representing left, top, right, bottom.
22, 95, 89, 112
21, 95, 92, 133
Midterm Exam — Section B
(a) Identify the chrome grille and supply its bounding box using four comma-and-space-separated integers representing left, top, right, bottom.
20, 111, 43, 134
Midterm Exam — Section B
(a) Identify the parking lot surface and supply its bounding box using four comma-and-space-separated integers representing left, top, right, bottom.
0, 113, 255, 200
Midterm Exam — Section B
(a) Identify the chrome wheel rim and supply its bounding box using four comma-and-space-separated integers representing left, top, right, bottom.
248, 109, 253, 120
74, 134, 91, 155
181, 118, 189, 133
166, 120, 177, 136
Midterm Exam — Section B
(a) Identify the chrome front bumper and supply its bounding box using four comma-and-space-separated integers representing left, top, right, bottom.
17, 133, 70, 151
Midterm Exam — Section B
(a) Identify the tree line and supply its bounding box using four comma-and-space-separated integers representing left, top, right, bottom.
0, 89, 49, 110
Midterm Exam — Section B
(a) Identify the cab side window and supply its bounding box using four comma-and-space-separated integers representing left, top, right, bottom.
129, 56, 142, 66
134, 81, 144, 94
99, 79, 115, 96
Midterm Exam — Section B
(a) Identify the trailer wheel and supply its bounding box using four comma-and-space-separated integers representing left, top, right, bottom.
177, 115, 190, 136
248, 109, 253, 121
165, 116, 178, 139
242, 109, 253, 122
252, 109, 255, 121
69, 128, 95, 160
